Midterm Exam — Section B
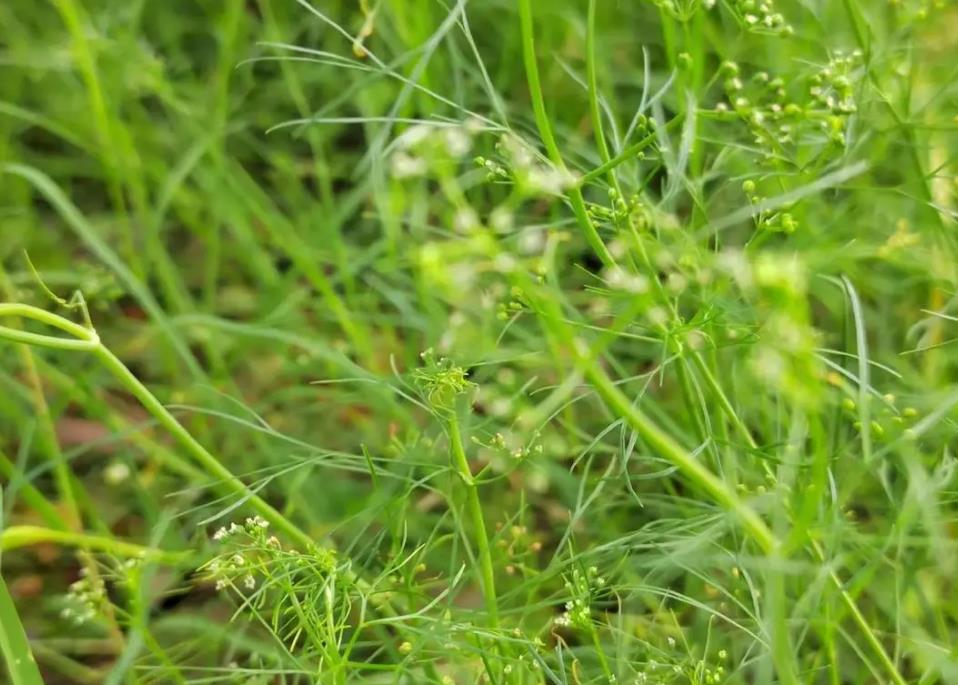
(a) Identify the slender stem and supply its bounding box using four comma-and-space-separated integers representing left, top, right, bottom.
0, 299, 82, 534
578, 350, 778, 553
586, 0, 612, 167
447, 413, 500, 628
1, 526, 185, 564
0, 303, 309, 547
0, 303, 443, 680
811, 540, 907, 685
690, 352, 757, 449
517, 0, 615, 268
518, 281, 777, 551
577, 130, 664, 188
588, 621, 614, 683
0, 450, 65, 530
0, 303, 99, 350
0, 574, 45, 685
90, 344, 314, 550
0, 294, 128, 647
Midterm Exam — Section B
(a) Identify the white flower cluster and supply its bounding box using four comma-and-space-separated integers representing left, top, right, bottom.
554, 566, 605, 630
60, 567, 106, 626
211, 515, 270, 542
207, 516, 277, 593
390, 120, 481, 179
476, 133, 578, 197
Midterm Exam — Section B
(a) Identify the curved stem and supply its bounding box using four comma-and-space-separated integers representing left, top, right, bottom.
90, 344, 313, 549
577, 348, 778, 553
517, 0, 615, 268
0, 303, 310, 547
0, 303, 98, 351
1, 526, 186, 564
0, 303, 444, 680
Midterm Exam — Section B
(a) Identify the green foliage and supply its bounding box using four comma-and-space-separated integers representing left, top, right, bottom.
1, 0, 958, 684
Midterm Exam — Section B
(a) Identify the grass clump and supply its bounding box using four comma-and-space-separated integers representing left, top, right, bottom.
1, 1, 958, 684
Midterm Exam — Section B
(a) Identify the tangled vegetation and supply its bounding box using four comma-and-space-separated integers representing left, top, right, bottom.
1, 1, 957, 683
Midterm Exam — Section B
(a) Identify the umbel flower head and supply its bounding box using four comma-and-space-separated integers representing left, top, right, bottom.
412, 348, 475, 411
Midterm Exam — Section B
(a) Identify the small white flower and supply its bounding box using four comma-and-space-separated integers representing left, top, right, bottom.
443, 127, 472, 157
518, 229, 545, 255
489, 207, 514, 233
527, 167, 576, 195
245, 515, 269, 530
396, 123, 432, 149
103, 461, 130, 485
215, 579, 227, 591
243, 574, 256, 590
493, 253, 517, 273
391, 152, 427, 179
464, 116, 485, 134
212, 527, 228, 541
454, 207, 479, 233
606, 266, 649, 294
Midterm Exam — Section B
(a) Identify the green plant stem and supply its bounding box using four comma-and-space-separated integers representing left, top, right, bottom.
0, 303, 309, 546
0, 302, 443, 681
90, 344, 314, 549
575, 345, 778, 553
576, 130, 666, 188
690, 351, 757, 449
513, 270, 776, 549
586, 3, 745, 464
446, 413, 500, 629
0, 303, 129, 648
517, 0, 615, 268
0, 270, 82, 532
0, 526, 185, 564
49, 0, 141, 278
0, 573, 44, 685
0, 450, 66, 531
811, 539, 907, 685
586, 0, 613, 172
